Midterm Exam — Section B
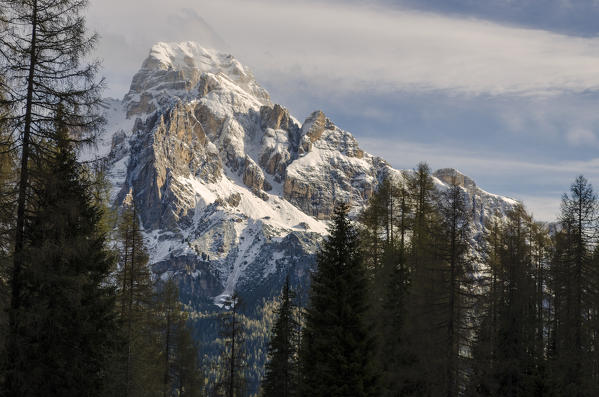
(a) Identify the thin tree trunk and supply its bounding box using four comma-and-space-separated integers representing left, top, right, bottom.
126, 213, 136, 397
447, 198, 457, 397
121, 225, 130, 318
229, 305, 236, 397
7, 2, 37, 392
163, 301, 172, 397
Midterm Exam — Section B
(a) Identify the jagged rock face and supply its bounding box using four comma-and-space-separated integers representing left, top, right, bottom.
258, 104, 302, 182
283, 111, 380, 219
434, 168, 477, 193
97, 41, 519, 310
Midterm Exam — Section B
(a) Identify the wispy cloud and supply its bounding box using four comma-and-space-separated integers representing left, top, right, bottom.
89, 0, 599, 98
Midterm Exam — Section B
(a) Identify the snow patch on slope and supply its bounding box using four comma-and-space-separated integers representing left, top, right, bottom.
176, 173, 328, 234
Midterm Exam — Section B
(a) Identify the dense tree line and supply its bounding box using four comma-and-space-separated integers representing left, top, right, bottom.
261, 166, 599, 397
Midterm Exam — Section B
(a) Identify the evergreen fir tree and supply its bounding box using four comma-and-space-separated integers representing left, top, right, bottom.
2, 124, 118, 396
262, 276, 299, 397
300, 204, 378, 397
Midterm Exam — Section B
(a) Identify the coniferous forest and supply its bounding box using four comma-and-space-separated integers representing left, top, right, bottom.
2, 1, 599, 397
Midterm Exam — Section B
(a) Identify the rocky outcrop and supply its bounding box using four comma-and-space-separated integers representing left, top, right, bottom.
154, 102, 222, 182
243, 156, 270, 197
434, 168, 477, 193
260, 104, 294, 131
281, 111, 379, 219
198, 74, 221, 97
126, 92, 156, 117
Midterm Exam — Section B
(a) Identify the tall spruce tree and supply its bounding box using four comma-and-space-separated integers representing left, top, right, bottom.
300, 204, 378, 397
1, 122, 117, 396
262, 276, 299, 397
0, 0, 104, 389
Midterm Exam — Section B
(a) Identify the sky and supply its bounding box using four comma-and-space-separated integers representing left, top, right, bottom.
87, 0, 599, 221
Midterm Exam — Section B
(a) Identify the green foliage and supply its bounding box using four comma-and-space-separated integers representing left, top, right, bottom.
261, 276, 300, 397
300, 204, 378, 397
0, 0, 105, 393
3, 132, 118, 396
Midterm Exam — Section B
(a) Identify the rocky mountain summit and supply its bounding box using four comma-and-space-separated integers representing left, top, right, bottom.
93, 41, 518, 310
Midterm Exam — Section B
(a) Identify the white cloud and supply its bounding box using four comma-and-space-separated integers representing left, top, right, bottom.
566, 128, 599, 147
89, 0, 599, 98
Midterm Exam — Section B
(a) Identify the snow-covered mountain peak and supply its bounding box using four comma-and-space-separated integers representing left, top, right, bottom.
144, 42, 246, 81
97, 41, 521, 311
124, 41, 270, 118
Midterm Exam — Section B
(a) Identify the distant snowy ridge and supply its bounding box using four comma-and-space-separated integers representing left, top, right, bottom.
95, 41, 519, 308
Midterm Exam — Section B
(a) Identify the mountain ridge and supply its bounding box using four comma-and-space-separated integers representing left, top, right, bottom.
92, 41, 518, 308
